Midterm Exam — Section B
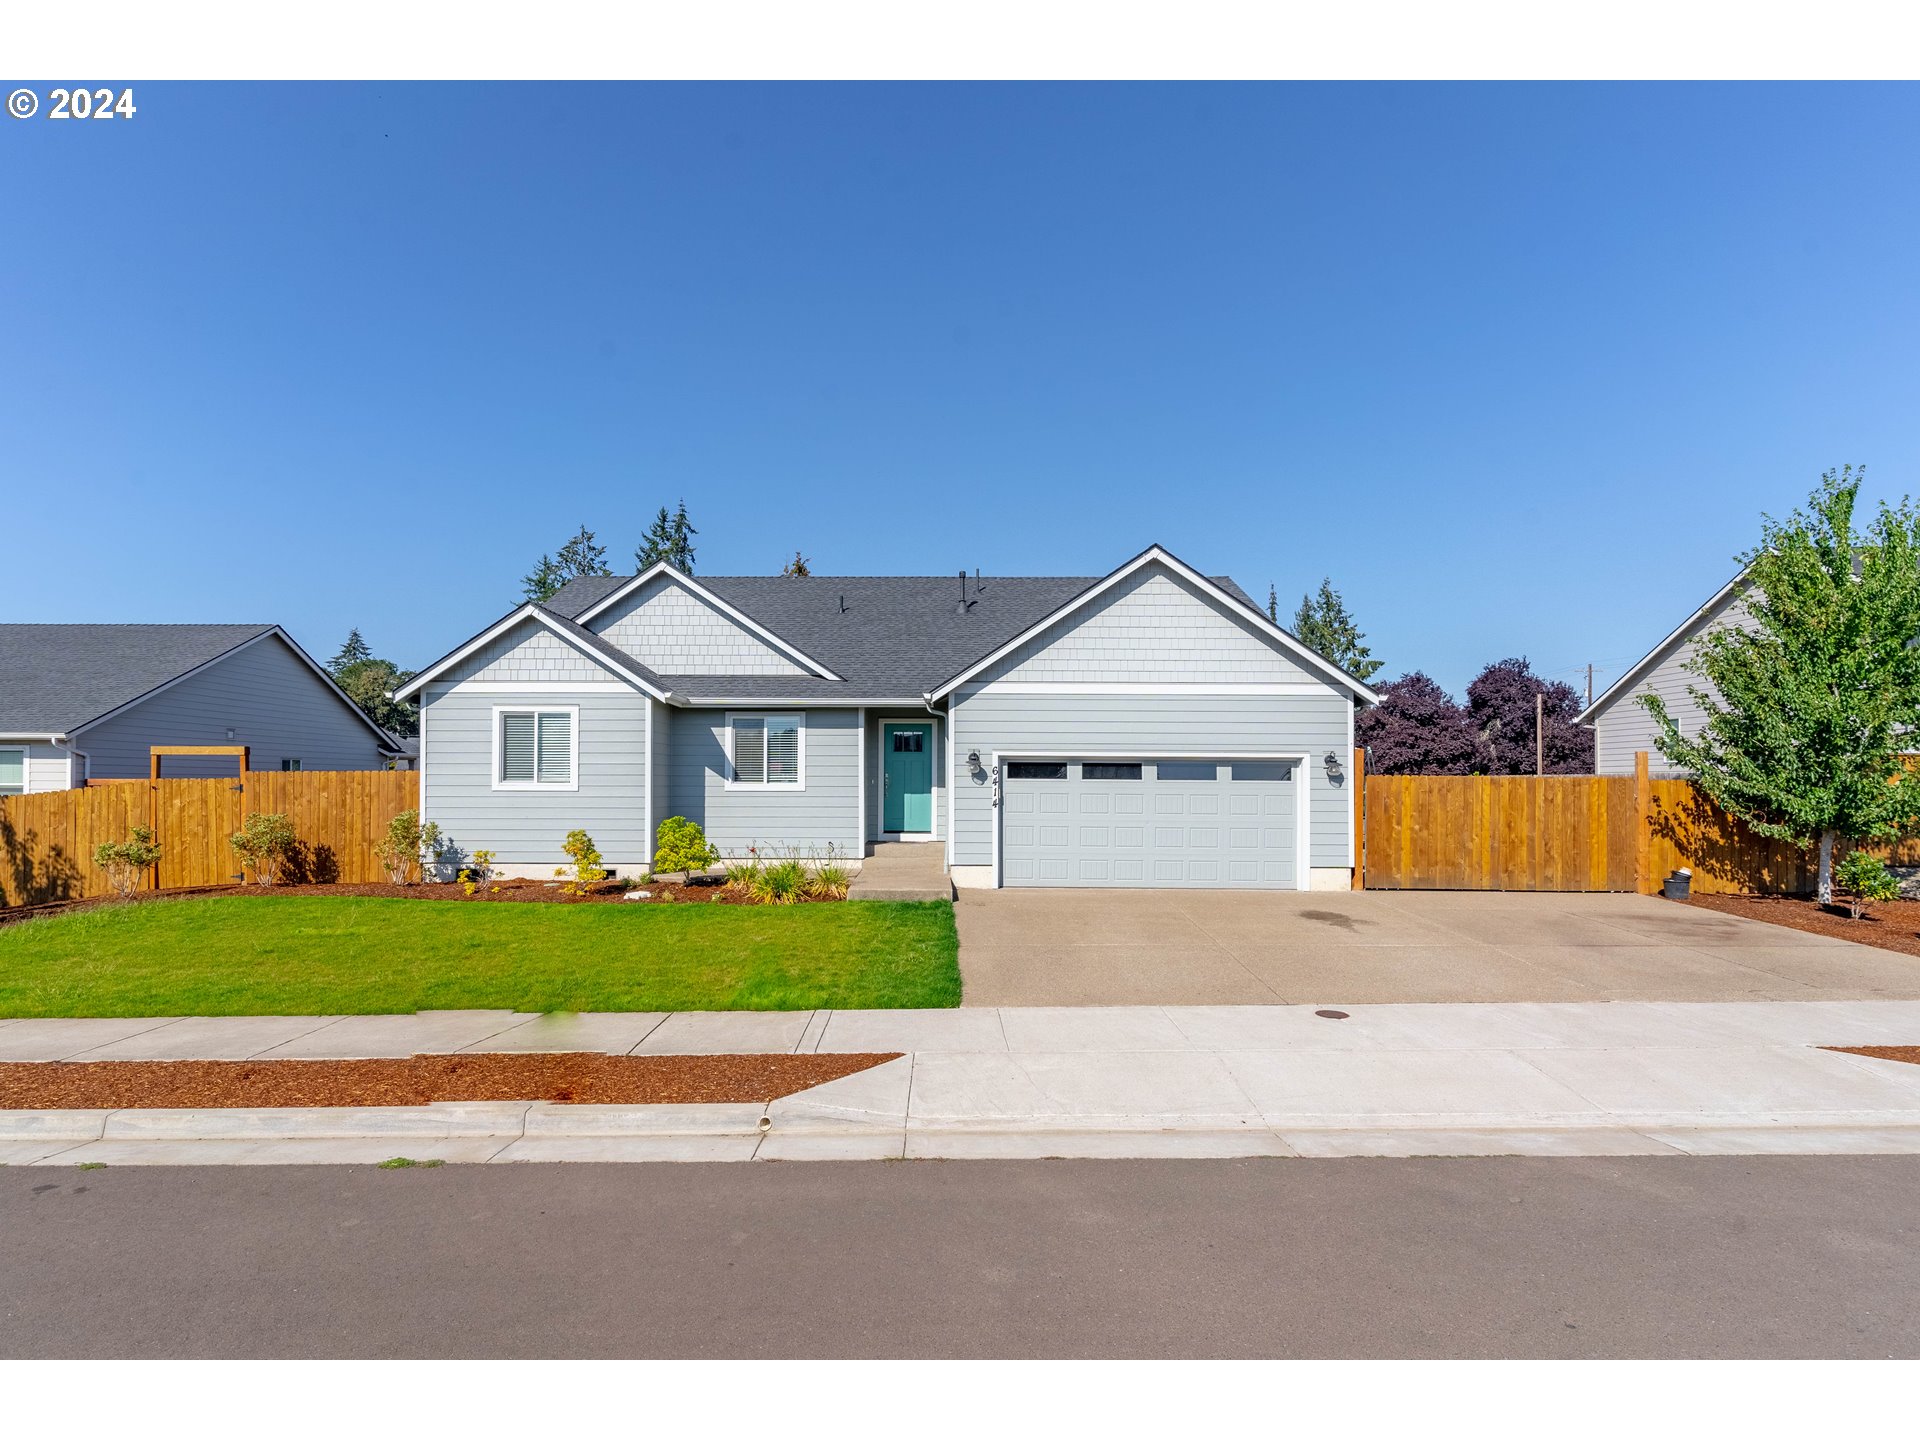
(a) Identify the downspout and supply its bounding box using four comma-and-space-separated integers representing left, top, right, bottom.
924, 692, 953, 874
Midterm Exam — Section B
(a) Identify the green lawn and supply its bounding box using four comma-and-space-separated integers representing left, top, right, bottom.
0, 896, 961, 1017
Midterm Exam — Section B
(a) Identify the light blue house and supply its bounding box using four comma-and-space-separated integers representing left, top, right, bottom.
396, 546, 1378, 890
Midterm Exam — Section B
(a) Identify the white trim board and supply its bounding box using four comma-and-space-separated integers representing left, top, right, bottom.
925, 545, 1381, 705
396, 605, 670, 703
422, 681, 632, 696
954, 681, 1332, 697
989, 749, 1311, 892
568, 564, 845, 681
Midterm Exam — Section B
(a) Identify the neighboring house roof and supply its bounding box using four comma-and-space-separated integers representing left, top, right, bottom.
407, 548, 1369, 708
0, 624, 397, 751
1574, 570, 1749, 726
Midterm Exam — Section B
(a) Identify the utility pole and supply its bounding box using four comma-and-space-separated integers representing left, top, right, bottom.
1586, 663, 1593, 708
1535, 692, 1545, 776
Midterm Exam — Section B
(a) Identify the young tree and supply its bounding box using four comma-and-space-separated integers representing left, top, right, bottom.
1292, 578, 1383, 682
329, 628, 373, 673
782, 551, 812, 578
1356, 672, 1478, 775
1641, 467, 1920, 904
525, 525, 612, 602
1466, 658, 1591, 774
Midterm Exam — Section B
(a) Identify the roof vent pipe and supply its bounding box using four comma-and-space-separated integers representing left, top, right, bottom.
839, 594, 847, 614
957, 569, 968, 614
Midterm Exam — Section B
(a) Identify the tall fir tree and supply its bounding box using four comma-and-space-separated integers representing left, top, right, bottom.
329, 628, 373, 673
1266, 584, 1278, 622
1291, 578, 1383, 682
1642, 467, 1920, 903
636, 500, 697, 574
524, 525, 611, 602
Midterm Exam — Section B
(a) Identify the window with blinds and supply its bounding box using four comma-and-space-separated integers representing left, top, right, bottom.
497, 709, 575, 786
730, 714, 801, 786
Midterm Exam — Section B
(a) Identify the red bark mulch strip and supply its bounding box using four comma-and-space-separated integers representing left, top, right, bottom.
1825, 1046, 1920, 1069
0, 1051, 902, 1109
1684, 893, 1920, 960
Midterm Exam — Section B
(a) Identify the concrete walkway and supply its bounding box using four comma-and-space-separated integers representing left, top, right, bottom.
955, 889, 1920, 1005
6, 1000, 1920, 1164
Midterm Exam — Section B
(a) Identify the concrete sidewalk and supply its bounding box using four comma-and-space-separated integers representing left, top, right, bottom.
6, 1001, 1920, 1164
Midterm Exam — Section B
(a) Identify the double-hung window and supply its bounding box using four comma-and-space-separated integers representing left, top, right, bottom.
0, 747, 24, 797
728, 713, 802, 788
494, 707, 577, 789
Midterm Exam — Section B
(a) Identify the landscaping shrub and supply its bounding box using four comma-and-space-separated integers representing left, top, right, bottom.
1834, 850, 1900, 920
808, 859, 851, 901
555, 829, 607, 896
460, 848, 497, 897
229, 813, 298, 887
92, 825, 162, 900
653, 816, 720, 877
373, 809, 443, 886
752, 855, 809, 905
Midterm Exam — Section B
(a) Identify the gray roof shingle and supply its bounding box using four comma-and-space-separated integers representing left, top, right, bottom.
546, 571, 1262, 696
0, 624, 278, 734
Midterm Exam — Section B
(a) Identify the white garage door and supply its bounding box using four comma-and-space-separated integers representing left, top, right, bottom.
1001, 759, 1298, 889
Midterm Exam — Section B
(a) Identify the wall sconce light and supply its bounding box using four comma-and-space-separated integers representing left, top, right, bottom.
1323, 750, 1345, 783
966, 749, 984, 779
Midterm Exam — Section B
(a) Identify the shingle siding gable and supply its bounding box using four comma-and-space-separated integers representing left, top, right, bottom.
586, 576, 809, 676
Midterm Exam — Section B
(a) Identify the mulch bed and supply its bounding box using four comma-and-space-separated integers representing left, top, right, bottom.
1685, 893, 1920, 960
0, 1051, 901, 1109
1825, 1047, 1920, 1068
1, 875, 845, 924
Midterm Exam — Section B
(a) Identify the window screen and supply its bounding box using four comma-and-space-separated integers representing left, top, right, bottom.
1081, 762, 1142, 780
1156, 761, 1218, 781
1006, 761, 1066, 780
733, 715, 800, 785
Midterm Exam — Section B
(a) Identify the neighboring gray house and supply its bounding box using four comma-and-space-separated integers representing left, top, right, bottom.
396, 546, 1379, 890
0, 624, 402, 793
1576, 572, 1750, 776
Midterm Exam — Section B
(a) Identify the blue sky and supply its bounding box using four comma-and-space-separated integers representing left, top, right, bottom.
4, 81, 1915, 697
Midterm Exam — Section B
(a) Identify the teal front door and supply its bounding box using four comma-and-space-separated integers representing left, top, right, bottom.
883, 723, 934, 833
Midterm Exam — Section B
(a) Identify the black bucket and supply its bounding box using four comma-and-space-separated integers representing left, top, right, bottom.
1662, 869, 1692, 900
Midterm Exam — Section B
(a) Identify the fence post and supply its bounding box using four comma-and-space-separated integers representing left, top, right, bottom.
1634, 750, 1653, 895
1351, 745, 1365, 890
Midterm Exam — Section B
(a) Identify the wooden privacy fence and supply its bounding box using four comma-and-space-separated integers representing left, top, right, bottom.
1360, 751, 1920, 894
0, 770, 420, 906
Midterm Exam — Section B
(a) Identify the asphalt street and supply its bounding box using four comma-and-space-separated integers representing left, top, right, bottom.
4, 1155, 1917, 1358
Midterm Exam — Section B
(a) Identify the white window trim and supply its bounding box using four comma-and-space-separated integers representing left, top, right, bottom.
491, 704, 581, 792
724, 711, 806, 791
0, 745, 25, 796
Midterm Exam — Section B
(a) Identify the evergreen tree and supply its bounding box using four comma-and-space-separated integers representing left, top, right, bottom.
1291, 578, 1383, 682
522, 554, 565, 603
329, 628, 373, 674
1642, 467, 1920, 903
524, 525, 611, 602
1267, 584, 1277, 622
782, 551, 812, 578
636, 501, 699, 573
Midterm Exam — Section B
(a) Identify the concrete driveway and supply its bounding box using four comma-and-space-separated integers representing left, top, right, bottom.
955, 888, 1920, 1007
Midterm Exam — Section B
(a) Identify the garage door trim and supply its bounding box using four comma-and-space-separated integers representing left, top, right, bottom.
991, 750, 1310, 890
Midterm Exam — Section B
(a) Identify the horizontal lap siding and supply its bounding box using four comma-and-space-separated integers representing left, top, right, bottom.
422, 679, 651, 868
420, 617, 652, 865
78, 635, 389, 778
667, 708, 860, 858
1593, 592, 1749, 776
949, 693, 1352, 868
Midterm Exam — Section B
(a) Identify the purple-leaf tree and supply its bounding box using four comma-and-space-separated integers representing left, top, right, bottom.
1355, 672, 1478, 775
1465, 657, 1593, 774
